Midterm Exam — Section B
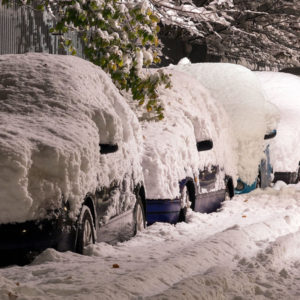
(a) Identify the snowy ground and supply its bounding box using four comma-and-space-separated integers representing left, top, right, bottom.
2, 182, 300, 300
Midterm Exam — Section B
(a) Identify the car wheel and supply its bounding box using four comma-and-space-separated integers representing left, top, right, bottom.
76, 206, 95, 254
134, 196, 146, 234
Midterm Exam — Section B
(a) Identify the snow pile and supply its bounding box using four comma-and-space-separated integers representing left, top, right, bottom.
0, 53, 143, 223
140, 68, 238, 199
169, 62, 279, 184
2, 185, 300, 299
256, 71, 300, 173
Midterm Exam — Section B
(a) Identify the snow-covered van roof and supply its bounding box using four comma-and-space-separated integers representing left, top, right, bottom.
0, 53, 143, 224
256, 71, 300, 173
140, 68, 238, 199
168, 61, 279, 184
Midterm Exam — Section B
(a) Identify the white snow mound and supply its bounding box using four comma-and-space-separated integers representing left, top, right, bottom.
0, 53, 143, 223
140, 68, 238, 199
256, 71, 300, 173
169, 62, 279, 184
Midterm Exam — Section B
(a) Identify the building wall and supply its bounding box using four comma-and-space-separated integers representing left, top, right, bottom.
0, 1, 83, 57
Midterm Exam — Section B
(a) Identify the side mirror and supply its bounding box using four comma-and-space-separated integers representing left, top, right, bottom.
100, 144, 119, 154
197, 140, 213, 152
264, 130, 277, 140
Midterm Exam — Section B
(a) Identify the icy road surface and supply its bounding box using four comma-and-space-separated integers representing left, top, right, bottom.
2, 182, 300, 299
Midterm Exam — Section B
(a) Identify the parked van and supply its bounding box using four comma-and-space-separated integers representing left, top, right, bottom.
256, 71, 300, 184
0, 53, 146, 264
170, 61, 279, 194
139, 68, 237, 224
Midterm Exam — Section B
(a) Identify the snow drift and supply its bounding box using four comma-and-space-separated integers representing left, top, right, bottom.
2, 183, 300, 299
0, 53, 143, 224
139, 68, 238, 199
256, 71, 300, 173
169, 61, 279, 184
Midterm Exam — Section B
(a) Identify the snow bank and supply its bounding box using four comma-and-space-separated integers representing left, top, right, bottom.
2, 185, 300, 299
139, 68, 238, 199
169, 61, 279, 184
256, 71, 300, 173
0, 53, 143, 223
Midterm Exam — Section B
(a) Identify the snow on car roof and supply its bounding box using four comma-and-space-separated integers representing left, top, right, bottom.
140, 68, 238, 199
0, 53, 143, 223
169, 61, 279, 184
256, 71, 300, 173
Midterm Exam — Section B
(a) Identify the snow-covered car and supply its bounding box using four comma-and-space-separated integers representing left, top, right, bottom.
0, 53, 146, 263
235, 129, 277, 193
170, 61, 279, 194
256, 71, 300, 184
139, 68, 238, 224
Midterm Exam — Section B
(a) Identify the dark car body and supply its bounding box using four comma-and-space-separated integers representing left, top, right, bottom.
0, 181, 144, 265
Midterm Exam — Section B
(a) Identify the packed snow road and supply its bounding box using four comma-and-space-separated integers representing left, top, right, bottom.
2, 182, 300, 300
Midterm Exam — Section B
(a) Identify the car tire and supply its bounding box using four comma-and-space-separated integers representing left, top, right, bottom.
179, 185, 190, 222
134, 196, 146, 235
76, 206, 95, 254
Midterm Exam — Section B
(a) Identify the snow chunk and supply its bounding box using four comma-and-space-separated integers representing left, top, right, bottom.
177, 57, 191, 65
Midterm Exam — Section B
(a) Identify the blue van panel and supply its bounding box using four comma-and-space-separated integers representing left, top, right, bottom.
146, 199, 181, 225
194, 189, 225, 213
